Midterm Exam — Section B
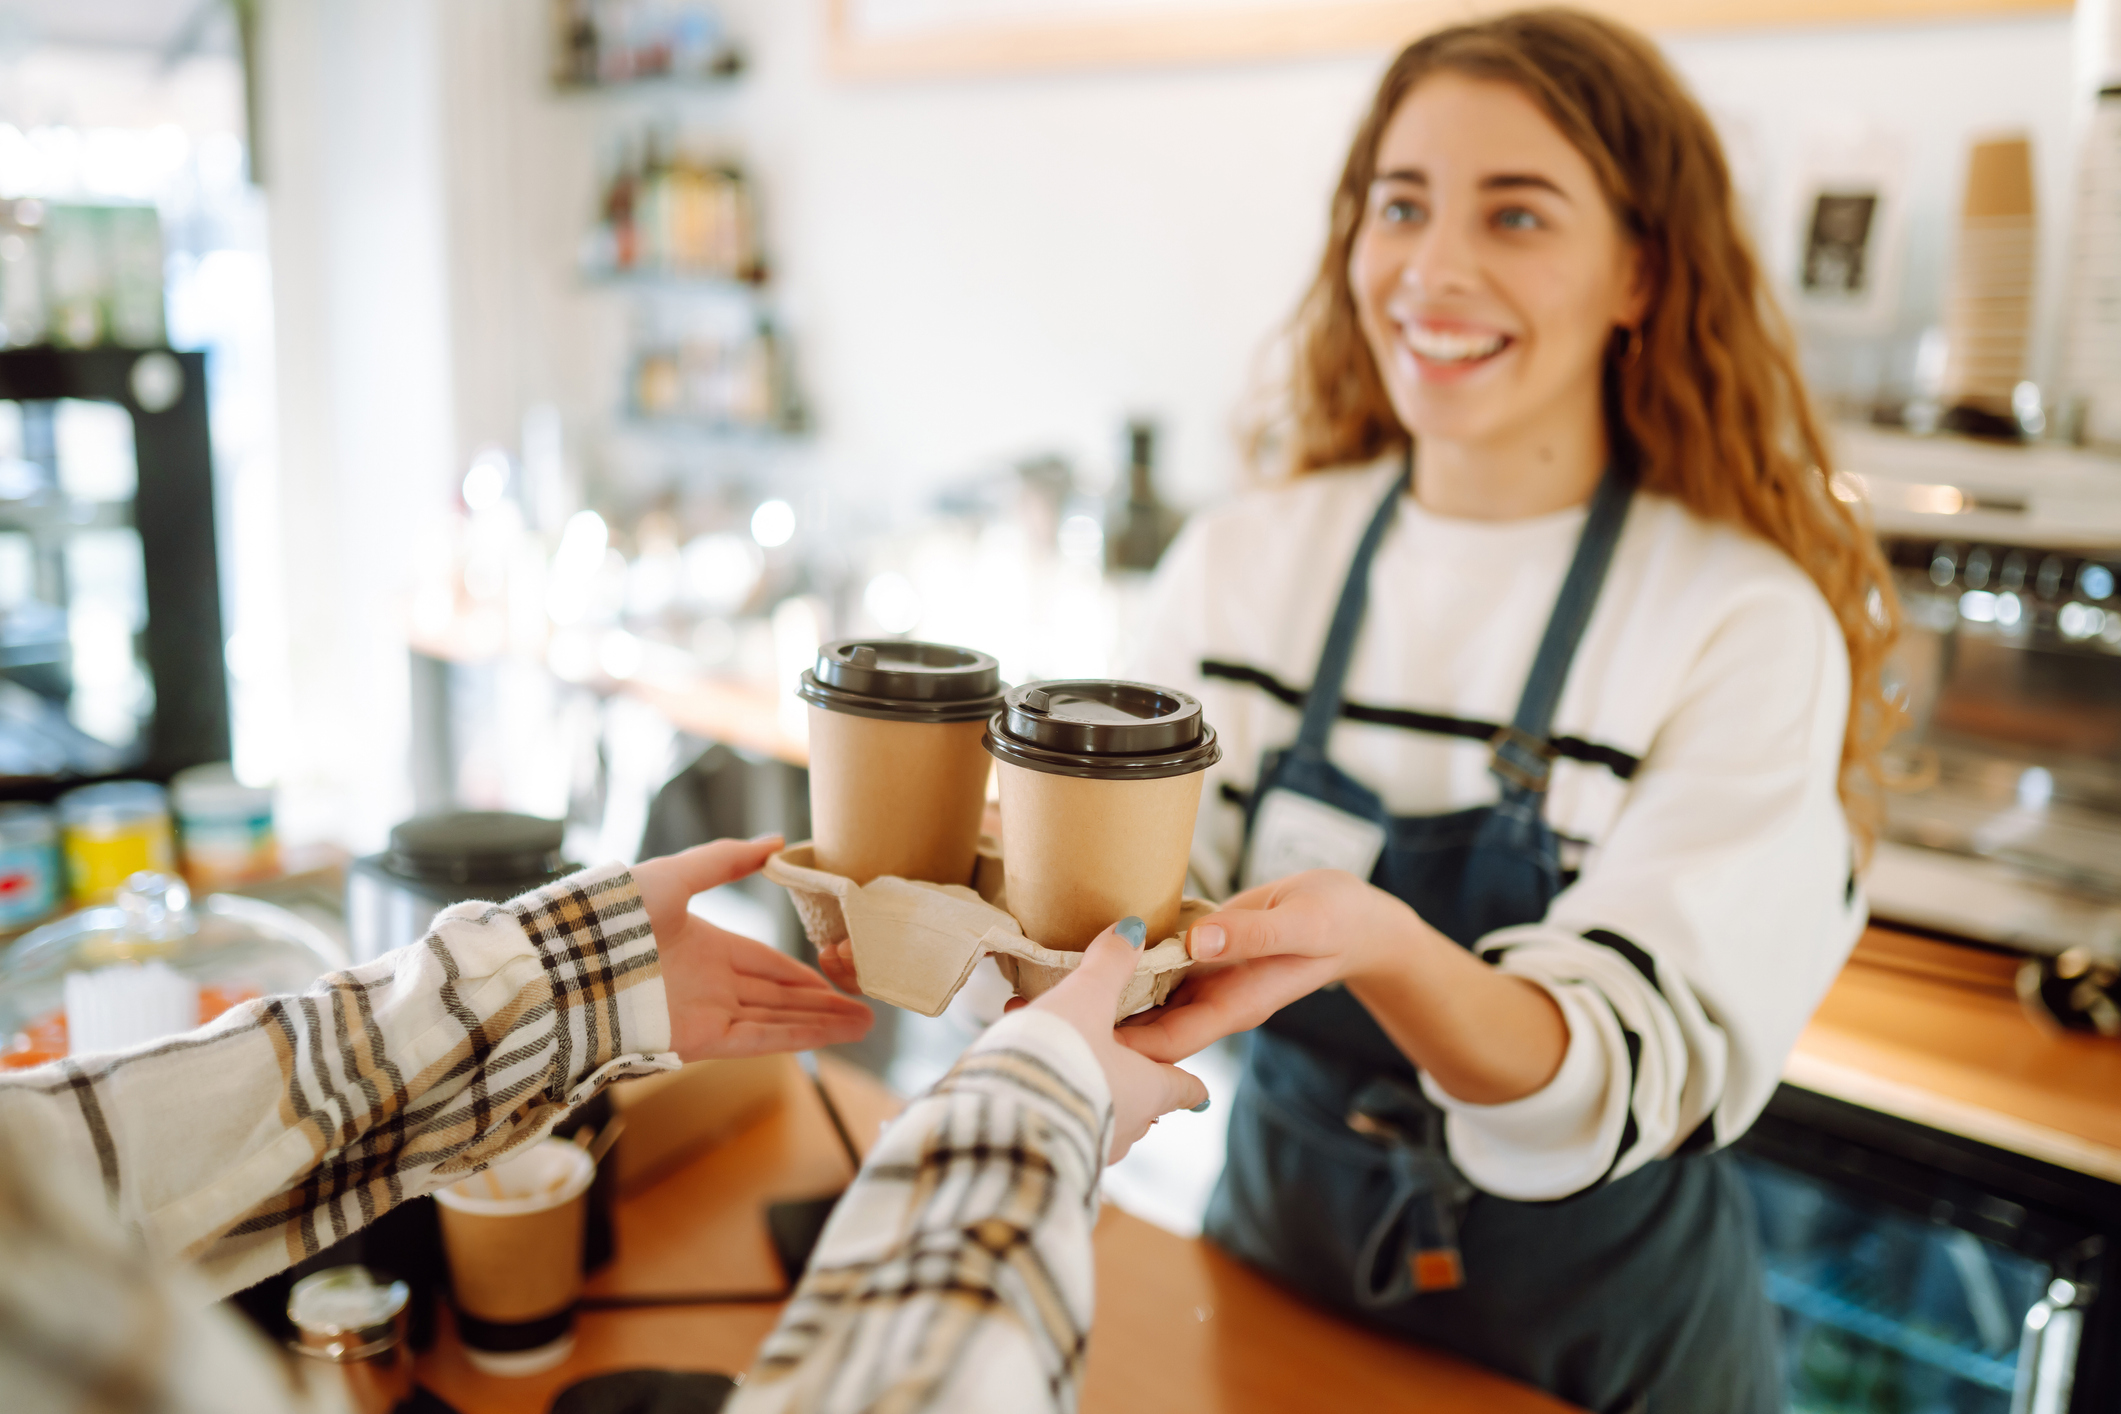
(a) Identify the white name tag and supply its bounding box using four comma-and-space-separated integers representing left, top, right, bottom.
1241, 787, 1388, 891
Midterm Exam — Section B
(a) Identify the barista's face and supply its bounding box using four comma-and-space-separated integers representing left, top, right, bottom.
1350, 74, 1646, 453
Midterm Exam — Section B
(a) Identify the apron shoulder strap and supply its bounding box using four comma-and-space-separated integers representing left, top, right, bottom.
1291, 449, 1412, 755
1489, 465, 1636, 794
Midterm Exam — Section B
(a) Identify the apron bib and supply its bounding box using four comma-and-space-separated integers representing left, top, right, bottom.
1204, 454, 1780, 1414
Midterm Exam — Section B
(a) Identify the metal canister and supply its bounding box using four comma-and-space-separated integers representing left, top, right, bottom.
0, 803, 60, 930
57, 781, 175, 906
287, 1265, 416, 1414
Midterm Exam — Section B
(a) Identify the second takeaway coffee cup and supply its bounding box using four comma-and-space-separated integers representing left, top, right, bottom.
433, 1139, 596, 1376
799, 639, 1006, 887
985, 680, 1220, 951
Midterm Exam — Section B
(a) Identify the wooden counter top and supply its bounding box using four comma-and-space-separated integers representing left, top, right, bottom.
1787, 927, 2121, 1183
418, 1056, 1575, 1414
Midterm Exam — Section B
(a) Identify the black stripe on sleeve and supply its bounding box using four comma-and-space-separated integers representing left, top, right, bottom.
1583, 928, 1728, 1164
1675, 1116, 1718, 1156
1580, 928, 1660, 990
1597, 1024, 1644, 1188
1198, 659, 1640, 781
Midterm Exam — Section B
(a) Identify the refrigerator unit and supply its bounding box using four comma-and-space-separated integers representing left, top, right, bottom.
0, 346, 229, 794
1738, 1085, 2116, 1413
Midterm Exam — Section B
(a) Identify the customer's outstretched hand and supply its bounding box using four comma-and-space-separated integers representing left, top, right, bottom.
634, 837, 873, 1062
1010, 920, 1210, 1163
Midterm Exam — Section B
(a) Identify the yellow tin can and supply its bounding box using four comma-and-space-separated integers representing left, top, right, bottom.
58, 781, 176, 905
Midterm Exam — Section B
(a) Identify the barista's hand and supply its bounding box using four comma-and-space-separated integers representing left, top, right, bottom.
634, 838, 874, 1062
1005, 920, 1210, 1163
1116, 869, 1419, 1063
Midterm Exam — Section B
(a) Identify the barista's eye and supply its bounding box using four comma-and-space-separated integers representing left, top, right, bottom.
1495, 206, 1543, 231
1380, 197, 1426, 225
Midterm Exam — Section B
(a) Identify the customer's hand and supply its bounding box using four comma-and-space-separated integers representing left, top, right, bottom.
812, 802, 1001, 996
815, 936, 861, 994
634, 837, 874, 1062
1116, 869, 1421, 1064
1011, 920, 1210, 1163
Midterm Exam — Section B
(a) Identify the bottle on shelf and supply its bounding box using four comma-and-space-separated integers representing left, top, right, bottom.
549, 0, 742, 89
1104, 419, 1184, 573
584, 127, 760, 283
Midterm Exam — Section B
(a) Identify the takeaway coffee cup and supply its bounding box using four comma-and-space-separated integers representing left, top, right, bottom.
799, 639, 1006, 887
433, 1139, 596, 1376
984, 680, 1220, 951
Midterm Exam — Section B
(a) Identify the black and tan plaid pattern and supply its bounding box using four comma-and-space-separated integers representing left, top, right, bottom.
734, 1011, 1111, 1414
0, 863, 675, 1297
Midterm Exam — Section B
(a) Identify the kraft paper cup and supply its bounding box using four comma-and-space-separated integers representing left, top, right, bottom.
995, 765, 1204, 951
985, 680, 1219, 953
798, 640, 1005, 887
807, 708, 992, 887
433, 1139, 595, 1376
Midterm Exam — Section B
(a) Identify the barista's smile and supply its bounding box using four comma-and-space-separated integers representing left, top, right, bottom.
1397, 318, 1513, 373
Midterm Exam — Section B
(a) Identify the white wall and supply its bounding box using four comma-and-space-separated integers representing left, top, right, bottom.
726, 4, 2078, 506
427, 2, 2079, 510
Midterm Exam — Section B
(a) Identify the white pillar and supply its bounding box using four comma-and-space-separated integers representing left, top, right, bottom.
259, 0, 457, 849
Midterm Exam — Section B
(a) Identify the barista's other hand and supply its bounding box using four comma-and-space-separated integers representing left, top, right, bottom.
633, 837, 873, 1062
1117, 869, 1421, 1064
1006, 920, 1209, 1164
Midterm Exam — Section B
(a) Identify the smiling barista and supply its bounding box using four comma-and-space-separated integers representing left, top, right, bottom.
1118, 11, 1902, 1413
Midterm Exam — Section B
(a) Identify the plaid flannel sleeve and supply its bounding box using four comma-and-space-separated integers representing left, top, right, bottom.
730, 1008, 1114, 1414
0, 863, 677, 1297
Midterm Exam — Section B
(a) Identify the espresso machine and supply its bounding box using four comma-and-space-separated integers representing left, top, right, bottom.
1835, 425, 2121, 963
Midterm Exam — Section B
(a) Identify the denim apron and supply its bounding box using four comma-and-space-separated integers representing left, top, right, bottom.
1203, 455, 1780, 1414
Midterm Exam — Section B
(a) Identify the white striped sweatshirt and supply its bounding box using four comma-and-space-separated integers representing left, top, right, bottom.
1126, 457, 1866, 1201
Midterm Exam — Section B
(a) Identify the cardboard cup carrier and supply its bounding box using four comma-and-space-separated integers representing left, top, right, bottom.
798, 639, 1005, 887
767, 674, 1219, 1020
766, 837, 1210, 1019
433, 1139, 595, 1376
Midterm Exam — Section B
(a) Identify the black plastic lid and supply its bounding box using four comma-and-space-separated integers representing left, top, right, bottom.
797, 639, 1004, 723
384, 812, 567, 886
984, 680, 1220, 779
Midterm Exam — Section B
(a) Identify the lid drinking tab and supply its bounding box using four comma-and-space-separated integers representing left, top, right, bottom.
797, 639, 1005, 723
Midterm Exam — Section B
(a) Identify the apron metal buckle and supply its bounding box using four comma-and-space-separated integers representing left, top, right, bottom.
1487, 725, 1557, 793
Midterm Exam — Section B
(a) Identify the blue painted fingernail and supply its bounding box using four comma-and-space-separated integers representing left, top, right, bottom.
1189, 1095, 1211, 1113
1117, 916, 1146, 949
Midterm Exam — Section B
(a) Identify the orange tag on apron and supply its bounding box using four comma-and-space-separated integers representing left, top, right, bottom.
1411, 1247, 1465, 1293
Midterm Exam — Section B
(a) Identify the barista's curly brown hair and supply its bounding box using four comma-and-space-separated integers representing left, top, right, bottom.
1267, 6, 1901, 854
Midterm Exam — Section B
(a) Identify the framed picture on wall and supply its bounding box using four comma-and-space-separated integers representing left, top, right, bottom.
1777, 139, 1909, 336
826, 0, 2071, 80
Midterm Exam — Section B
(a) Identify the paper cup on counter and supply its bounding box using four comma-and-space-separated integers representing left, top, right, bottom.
799, 639, 1005, 887
433, 1139, 596, 1376
985, 681, 1219, 952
